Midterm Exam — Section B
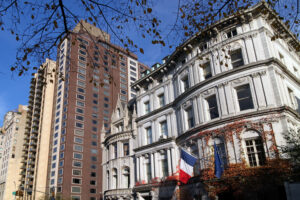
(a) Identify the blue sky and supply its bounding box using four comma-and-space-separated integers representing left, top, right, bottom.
0, 0, 179, 126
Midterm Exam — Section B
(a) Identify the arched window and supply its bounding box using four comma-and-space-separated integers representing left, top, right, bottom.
242, 130, 266, 167
122, 167, 130, 188
112, 168, 118, 189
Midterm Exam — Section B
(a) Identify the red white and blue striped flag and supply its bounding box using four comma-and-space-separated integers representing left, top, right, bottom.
179, 149, 197, 184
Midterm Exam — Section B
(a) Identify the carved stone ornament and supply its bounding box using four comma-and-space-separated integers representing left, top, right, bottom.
232, 77, 247, 84
203, 88, 215, 96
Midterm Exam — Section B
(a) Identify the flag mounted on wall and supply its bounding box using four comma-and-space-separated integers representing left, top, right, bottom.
179, 149, 197, 184
214, 142, 224, 179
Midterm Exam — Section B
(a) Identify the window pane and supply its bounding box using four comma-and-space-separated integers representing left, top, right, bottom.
206, 95, 219, 119
230, 49, 244, 68
236, 84, 254, 111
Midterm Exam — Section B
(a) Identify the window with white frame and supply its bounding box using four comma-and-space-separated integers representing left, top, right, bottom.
181, 75, 189, 92
245, 137, 265, 167
226, 28, 237, 38
206, 95, 219, 119
123, 142, 129, 156
230, 49, 244, 68
158, 93, 165, 107
113, 143, 117, 159
160, 152, 168, 177
185, 106, 195, 129
122, 167, 130, 188
112, 168, 118, 189
160, 121, 168, 138
145, 157, 151, 183
145, 127, 152, 145
201, 62, 212, 79
236, 84, 254, 111
144, 101, 150, 114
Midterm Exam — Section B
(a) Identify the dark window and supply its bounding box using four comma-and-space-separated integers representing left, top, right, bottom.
76, 115, 84, 121
202, 62, 212, 79
91, 141, 97, 146
77, 88, 85, 93
93, 93, 98, 98
182, 76, 189, 91
91, 156, 97, 162
90, 180, 96, 185
90, 188, 96, 193
72, 178, 81, 184
206, 95, 219, 119
186, 107, 194, 129
227, 28, 237, 38
76, 108, 84, 114
93, 100, 98, 104
123, 142, 129, 156
91, 172, 96, 177
236, 84, 254, 111
230, 49, 244, 68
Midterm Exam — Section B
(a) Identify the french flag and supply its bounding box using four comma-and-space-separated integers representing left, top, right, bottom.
179, 149, 197, 184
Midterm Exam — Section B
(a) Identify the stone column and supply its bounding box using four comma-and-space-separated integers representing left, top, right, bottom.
136, 157, 140, 181
151, 153, 155, 179
171, 148, 177, 173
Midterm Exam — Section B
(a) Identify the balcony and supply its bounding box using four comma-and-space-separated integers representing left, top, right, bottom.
19, 171, 26, 176
28, 98, 34, 105
20, 164, 26, 169
29, 147, 36, 152
26, 120, 31, 126
28, 153, 35, 159
33, 117, 39, 123
27, 160, 35, 165
21, 159, 26, 163
24, 137, 30, 142
37, 82, 43, 88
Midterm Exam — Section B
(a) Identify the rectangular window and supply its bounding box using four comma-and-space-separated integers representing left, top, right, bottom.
76, 108, 84, 114
227, 28, 237, 38
144, 101, 150, 114
72, 178, 82, 184
113, 143, 117, 158
71, 186, 81, 193
77, 74, 85, 80
206, 95, 219, 119
74, 129, 84, 136
73, 161, 82, 168
236, 84, 254, 111
77, 88, 85, 93
78, 68, 86, 75
146, 162, 151, 183
73, 153, 83, 160
77, 94, 85, 100
74, 137, 83, 144
230, 49, 244, 68
161, 157, 168, 177
146, 127, 152, 145
185, 107, 194, 129
76, 101, 84, 107
160, 121, 168, 138
75, 122, 83, 128
77, 80, 85, 87
74, 144, 83, 152
245, 138, 265, 167
72, 169, 82, 176
158, 94, 165, 107
123, 142, 129, 156
202, 62, 212, 79
181, 76, 189, 92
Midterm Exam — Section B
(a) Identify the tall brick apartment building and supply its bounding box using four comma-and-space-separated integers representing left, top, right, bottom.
48, 21, 148, 200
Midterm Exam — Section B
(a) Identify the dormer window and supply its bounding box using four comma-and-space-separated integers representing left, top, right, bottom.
226, 28, 237, 38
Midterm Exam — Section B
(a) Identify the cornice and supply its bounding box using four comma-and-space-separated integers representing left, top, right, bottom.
176, 106, 300, 143
133, 137, 175, 152
103, 130, 132, 145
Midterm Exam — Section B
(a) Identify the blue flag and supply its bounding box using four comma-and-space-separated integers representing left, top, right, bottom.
214, 142, 223, 179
